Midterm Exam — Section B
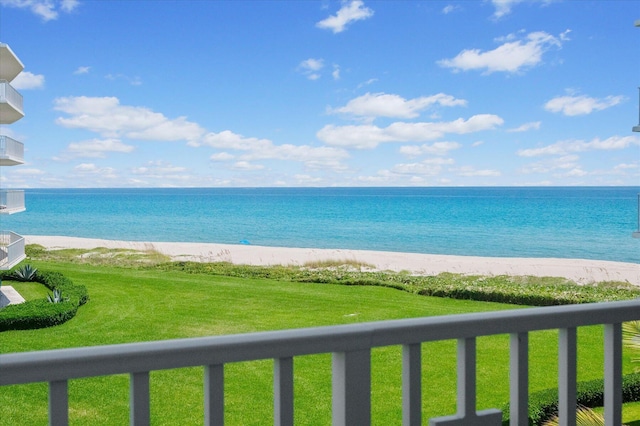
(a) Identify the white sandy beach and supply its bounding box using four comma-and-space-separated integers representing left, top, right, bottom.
24, 235, 640, 286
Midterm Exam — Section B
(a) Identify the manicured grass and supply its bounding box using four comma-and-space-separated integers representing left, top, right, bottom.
3, 281, 50, 300
0, 259, 635, 425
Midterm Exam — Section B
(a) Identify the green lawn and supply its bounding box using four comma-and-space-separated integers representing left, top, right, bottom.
0, 260, 634, 425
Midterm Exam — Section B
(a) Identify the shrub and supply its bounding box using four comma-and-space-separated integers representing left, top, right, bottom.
501, 373, 640, 425
0, 269, 89, 331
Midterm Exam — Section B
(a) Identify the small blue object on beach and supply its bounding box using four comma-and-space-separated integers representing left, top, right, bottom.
239, 239, 251, 245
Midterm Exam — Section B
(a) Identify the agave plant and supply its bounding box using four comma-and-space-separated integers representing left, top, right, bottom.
46, 288, 67, 304
11, 264, 38, 282
542, 405, 625, 426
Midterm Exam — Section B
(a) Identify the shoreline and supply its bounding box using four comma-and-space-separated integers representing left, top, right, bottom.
25, 235, 640, 286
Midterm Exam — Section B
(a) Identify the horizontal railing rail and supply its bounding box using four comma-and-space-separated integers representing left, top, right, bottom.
0, 80, 24, 113
1, 300, 639, 425
0, 230, 25, 269
0, 134, 24, 164
0, 189, 25, 213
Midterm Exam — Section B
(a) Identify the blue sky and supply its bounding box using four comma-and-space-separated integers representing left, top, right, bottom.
1, 0, 639, 188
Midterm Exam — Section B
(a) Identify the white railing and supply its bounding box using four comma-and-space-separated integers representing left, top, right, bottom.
1, 300, 639, 425
0, 134, 24, 165
0, 230, 25, 269
0, 189, 25, 214
0, 80, 24, 114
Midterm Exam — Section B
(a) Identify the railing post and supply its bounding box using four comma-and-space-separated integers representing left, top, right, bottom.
431, 338, 502, 425
205, 364, 224, 426
130, 372, 150, 426
274, 357, 294, 426
332, 349, 371, 426
558, 328, 577, 426
402, 343, 422, 426
49, 380, 68, 426
509, 332, 529, 426
604, 323, 623, 425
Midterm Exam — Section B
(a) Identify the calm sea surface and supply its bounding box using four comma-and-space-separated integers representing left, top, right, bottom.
4, 187, 640, 263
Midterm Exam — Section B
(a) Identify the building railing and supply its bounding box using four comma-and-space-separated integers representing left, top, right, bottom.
0, 230, 25, 270
0, 189, 25, 214
0, 80, 24, 114
0, 135, 24, 165
1, 300, 639, 425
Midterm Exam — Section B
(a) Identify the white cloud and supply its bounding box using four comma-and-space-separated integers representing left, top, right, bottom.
442, 4, 460, 14
0, 0, 79, 21
195, 130, 349, 169
490, 0, 524, 19
565, 168, 587, 177
63, 138, 135, 158
391, 162, 445, 177
12, 167, 45, 175
507, 121, 541, 132
544, 94, 624, 116
73, 163, 118, 179
210, 152, 235, 161
399, 142, 462, 156
317, 114, 504, 149
298, 58, 324, 80
453, 166, 501, 177
132, 161, 187, 176
316, 0, 374, 34
73, 66, 90, 75
11, 71, 45, 89
614, 163, 638, 170
54, 96, 205, 142
233, 161, 264, 171
520, 155, 580, 174
518, 136, 640, 157
105, 73, 142, 86
490, 0, 558, 20
438, 30, 566, 74
332, 64, 341, 80
357, 78, 378, 89
329, 92, 467, 119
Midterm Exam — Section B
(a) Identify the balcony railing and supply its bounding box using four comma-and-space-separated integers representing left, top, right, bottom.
0, 230, 25, 270
0, 190, 25, 214
1, 299, 639, 425
0, 80, 24, 124
0, 135, 24, 165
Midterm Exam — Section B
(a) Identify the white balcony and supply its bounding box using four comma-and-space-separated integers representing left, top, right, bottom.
0, 80, 24, 124
0, 190, 25, 214
0, 135, 24, 165
0, 299, 638, 425
0, 43, 24, 82
0, 230, 25, 270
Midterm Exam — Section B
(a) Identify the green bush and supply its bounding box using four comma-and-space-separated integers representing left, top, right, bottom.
501, 373, 640, 425
154, 262, 640, 307
0, 269, 88, 331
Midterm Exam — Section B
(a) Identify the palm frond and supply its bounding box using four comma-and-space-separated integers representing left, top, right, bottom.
542, 405, 622, 426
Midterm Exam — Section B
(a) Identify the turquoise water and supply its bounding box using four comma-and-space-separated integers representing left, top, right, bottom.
4, 187, 640, 263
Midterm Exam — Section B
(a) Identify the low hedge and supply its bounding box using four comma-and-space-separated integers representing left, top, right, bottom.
501, 373, 640, 425
0, 269, 89, 331
155, 262, 640, 307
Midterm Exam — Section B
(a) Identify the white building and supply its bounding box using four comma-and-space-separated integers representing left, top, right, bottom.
0, 42, 26, 269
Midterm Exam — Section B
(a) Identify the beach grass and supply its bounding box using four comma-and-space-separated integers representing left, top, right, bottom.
0, 257, 635, 425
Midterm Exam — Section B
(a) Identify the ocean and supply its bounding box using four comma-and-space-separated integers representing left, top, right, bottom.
4, 187, 640, 263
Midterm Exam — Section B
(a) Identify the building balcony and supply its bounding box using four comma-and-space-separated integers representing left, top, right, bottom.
0, 43, 24, 82
0, 80, 24, 124
0, 135, 24, 165
0, 299, 638, 425
0, 231, 25, 270
0, 190, 25, 214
